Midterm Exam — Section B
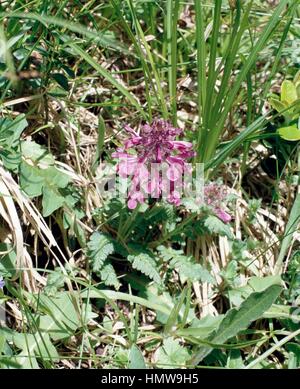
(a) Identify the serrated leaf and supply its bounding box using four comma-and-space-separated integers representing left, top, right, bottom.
158, 246, 214, 283
170, 256, 214, 283
87, 232, 114, 273
204, 215, 233, 238
128, 252, 161, 284
100, 261, 121, 290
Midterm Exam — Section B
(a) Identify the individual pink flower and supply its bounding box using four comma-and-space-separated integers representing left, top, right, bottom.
112, 119, 195, 209
204, 183, 231, 223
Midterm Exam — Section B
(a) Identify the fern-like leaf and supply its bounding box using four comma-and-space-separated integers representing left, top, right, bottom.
87, 232, 114, 273
157, 246, 214, 283
100, 261, 121, 290
204, 215, 233, 239
128, 253, 161, 284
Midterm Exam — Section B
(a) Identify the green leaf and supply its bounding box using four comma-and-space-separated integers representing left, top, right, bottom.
248, 275, 282, 292
0, 114, 27, 148
156, 338, 190, 369
33, 292, 81, 341
21, 141, 54, 166
44, 268, 65, 296
47, 86, 68, 97
170, 256, 214, 284
158, 246, 214, 283
87, 232, 114, 273
13, 332, 59, 363
278, 125, 300, 141
19, 162, 44, 196
128, 345, 146, 369
42, 186, 65, 217
99, 261, 121, 290
51, 72, 69, 91
204, 215, 233, 238
128, 252, 161, 284
0, 243, 16, 277
20, 160, 70, 216
177, 315, 224, 338
191, 285, 282, 365
210, 285, 282, 345
281, 80, 297, 104
269, 97, 288, 113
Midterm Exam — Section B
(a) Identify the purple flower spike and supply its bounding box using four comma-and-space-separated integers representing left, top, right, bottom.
113, 119, 195, 209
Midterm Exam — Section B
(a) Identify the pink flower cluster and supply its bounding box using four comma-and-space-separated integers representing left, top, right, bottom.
204, 183, 231, 223
112, 119, 195, 209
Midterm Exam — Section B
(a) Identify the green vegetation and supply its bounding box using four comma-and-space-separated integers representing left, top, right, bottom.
0, 0, 300, 369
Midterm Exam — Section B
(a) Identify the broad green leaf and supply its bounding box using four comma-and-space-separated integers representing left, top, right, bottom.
248, 275, 282, 292
227, 350, 245, 368
28, 292, 81, 341
281, 80, 297, 104
191, 285, 282, 365
20, 161, 70, 216
13, 332, 59, 362
51, 73, 69, 91
210, 285, 282, 345
155, 338, 190, 369
269, 97, 288, 113
47, 86, 68, 98
278, 125, 300, 141
176, 315, 224, 338
42, 186, 65, 217
285, 342, 300, 362
21, 140, 54, 167
20, 162, 45, 196
128, 345, 146, 369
